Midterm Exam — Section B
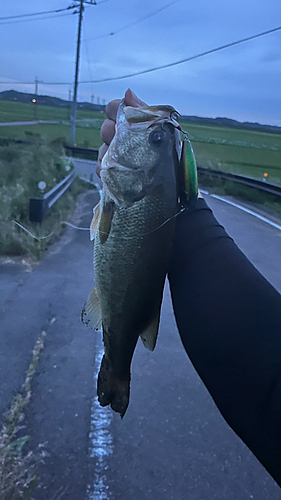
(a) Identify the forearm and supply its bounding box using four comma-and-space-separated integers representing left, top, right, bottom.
168, 198, 281, 486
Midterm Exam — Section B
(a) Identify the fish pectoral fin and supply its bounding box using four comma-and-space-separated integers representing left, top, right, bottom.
81, 286, 102, 331
99, 200, 115, 244
90, 202, 101, 241
140, 311, 161, 351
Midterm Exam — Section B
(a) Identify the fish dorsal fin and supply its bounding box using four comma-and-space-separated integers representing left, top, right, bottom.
99, 200, 115, 244
81, 286, 102, 331
140, 311, 161, 351
90, 202, 101, 241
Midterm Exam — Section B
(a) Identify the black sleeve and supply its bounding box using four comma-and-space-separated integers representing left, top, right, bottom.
168, 198, 281, 486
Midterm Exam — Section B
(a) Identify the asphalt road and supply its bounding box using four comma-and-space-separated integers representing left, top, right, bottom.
0, 120, 59, 127
0, 167, 281, 499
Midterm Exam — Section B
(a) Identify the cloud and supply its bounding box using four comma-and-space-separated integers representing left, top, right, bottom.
0, 0, 280, 125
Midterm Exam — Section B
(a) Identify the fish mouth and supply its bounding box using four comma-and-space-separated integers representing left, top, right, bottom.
101, 156, 144, 172
117, 99, 180, 128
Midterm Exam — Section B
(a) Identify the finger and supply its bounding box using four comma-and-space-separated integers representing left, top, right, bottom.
105, 99, 121, 121
100, 119, 116, 145
96, 143, 108, 177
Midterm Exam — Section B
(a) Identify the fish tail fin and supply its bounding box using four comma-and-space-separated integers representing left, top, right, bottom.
97, 355, 130, 418
81, 286, 102, 330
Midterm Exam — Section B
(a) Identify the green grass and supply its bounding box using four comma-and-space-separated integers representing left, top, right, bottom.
0, 99, 280, 187
198, 173, 281, 216
0, 122, 103, 148
179, 120, 281, 148
179, 120, 281, 186
0, 100, 105, 148
0, 139, 90, 257
1, 182, 88, 258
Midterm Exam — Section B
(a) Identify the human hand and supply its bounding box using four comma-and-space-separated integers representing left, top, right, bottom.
96, 88, 147, 177
97, 89, 202, 200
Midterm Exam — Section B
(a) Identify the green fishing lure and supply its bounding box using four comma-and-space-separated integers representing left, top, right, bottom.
177, 132, 198, 209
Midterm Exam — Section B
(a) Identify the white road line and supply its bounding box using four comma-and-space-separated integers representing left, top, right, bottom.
199, 189, 209, 195
210, 194, 281, 232
87, 334, 113, 500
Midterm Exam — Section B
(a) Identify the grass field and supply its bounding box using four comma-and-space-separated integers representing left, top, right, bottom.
0, 122, 102, 149
180, 120, 281, 186
0, 100, 104, 148
0, 100, 280, 185
0, 99, 104, 122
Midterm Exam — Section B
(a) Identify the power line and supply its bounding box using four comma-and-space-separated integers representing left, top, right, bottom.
0, 6, 76, 21
0, 80, 37, 85
0, 11, 76, 26
79, 24, 281, 83
82, 24, 95, 94
86, 0, 180, 41
0, 2, 107, 25
0, 24, 280, 87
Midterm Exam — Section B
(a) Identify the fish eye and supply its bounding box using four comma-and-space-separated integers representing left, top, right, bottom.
149, 130, 164, 146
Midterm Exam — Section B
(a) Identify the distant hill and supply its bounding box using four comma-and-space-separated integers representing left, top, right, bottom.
181, 114, 281, 135
0, 89, 105, 111
1, 89, 280, 134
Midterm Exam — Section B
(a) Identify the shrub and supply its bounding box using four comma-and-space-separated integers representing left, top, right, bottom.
0, 139, 86, 257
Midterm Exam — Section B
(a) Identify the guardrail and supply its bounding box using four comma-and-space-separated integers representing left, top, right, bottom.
29, 170, 76, 223
64, 145, 98, 160
28, 154, 280, 223
197, 166, 281, 197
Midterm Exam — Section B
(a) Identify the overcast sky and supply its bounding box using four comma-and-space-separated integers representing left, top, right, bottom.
0, 0, 280, 125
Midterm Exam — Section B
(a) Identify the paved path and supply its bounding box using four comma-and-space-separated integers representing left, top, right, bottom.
0, 185, 281, 499
72, 158, 101, 189
0, 120, 59, 127
0, 190, 99, 499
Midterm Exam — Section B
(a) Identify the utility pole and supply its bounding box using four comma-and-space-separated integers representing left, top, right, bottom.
70, 0, 96, 145
34, 76, 42, 119
35, 76, 39, 95
68, 89, 72, 120
70, 0, 83, 145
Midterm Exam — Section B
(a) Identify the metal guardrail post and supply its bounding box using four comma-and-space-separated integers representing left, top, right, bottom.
29, 197, 49, 223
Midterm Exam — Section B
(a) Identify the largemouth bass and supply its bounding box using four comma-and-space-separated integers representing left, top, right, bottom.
82, 100, 197, 417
